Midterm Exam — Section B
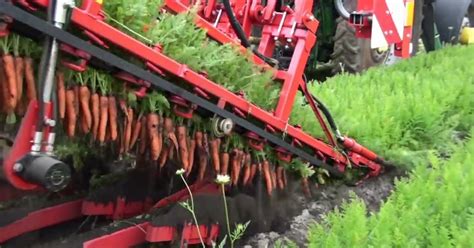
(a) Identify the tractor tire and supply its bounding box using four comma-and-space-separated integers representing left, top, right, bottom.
330, 17, 388, 75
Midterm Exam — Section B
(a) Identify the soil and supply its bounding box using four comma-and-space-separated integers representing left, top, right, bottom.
243, 165, 406, 247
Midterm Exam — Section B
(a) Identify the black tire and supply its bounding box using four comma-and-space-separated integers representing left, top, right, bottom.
330, 17, 388, 75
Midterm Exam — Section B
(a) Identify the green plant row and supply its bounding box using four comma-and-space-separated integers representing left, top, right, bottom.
102, 0, 279, 110
290, 45, 474, 167
307, 128, 474, 247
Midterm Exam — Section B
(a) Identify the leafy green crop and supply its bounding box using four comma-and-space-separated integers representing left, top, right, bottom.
308, 129, 474, 247
103, 0, 279, 110
290, 45, 474, 166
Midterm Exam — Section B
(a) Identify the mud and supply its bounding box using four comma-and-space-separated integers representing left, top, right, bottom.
243, 165, 406, 247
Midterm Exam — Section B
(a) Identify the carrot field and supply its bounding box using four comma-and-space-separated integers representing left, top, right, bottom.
302, 45, 474, 247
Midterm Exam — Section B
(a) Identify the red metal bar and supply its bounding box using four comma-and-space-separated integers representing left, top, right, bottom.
0, 199, 83, 243
2, 101, 39, 190
83, 222, 149, 248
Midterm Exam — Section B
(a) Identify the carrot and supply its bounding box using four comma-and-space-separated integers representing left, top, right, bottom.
301, 177, 311, 197
210, 139, 220, 174
262, 160, 273, 196
220, 152, 230, 175
195, 131, 203, 148
232, 150, 242, 186
98, 95, 109, 143
14, 57, 24, 113
186, 137, 196, 176
56, 71, 66, 119
159, 146, 170, 168
139, 116, 148, 154
3, 54, 17, 111
108, 96, 118, 141
130, 114, 142, 149
91, 93, 100, 139
124, 107, 133, 152
24, 57, 36, 102
249, 163, 257, 185
79, 86, 92, 134
176, 125, 189, 170
163, 117, 175, 159
242, 154, 251, 186
148, 113, 161, 160
65, 89, 76, 137
197, 147, 208, 181
0, 61, 8, 113
276, 166, 284, 190
271, 167, 277, 189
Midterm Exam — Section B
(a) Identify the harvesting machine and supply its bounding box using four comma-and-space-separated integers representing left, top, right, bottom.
0, 0, 455, 246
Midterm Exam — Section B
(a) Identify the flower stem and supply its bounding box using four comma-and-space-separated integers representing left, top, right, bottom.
221, 184, 233, 248
180, 174, 205, 247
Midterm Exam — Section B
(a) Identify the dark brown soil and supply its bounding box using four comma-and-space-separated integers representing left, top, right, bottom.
243, 165, 406, 247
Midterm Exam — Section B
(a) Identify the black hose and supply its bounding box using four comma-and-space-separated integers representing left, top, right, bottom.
311, 94, 339, 136
222, 0, 279, 67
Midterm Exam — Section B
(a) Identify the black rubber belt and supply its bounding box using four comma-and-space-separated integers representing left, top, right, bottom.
0, 1, 343, 177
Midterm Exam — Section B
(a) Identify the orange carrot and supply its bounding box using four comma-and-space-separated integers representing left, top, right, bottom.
232, 150, 243, 186
249, 163, 257, 185
130, 114, 142, 149
0, 61, 8, 113
3, 54, 17, 111
98, 95, 109, 143
148, 113, 161, 160
65, 89, 76, 137
197, 147, 207, 181
220, 152, 230, 175
159, 145, 170, 168
242, 153, 251, 186
91, 93, 100, 139
14, 57, 24, 114
56, 71, 66, 119
210, 139, 220, 174
108, 96, 118, 141
24, 57, 36, 102
186, 137, 196, 176
195, 131, 203, 148
139, 116, 148, 154
262, 160, 273, 196
276, 166, 284, 190
301, 177, 311, 197
79, 86, 92, 134
176, 125, 189, 170
271, 167, 277, 189
124, 107, 133, 152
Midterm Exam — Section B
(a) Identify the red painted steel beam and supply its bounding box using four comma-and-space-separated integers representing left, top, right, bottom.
0, 199, 83, 243
83, 222, 149, 248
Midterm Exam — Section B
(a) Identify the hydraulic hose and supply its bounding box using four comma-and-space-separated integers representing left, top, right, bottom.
310, 94, 342, 140
222, 0, 279, 67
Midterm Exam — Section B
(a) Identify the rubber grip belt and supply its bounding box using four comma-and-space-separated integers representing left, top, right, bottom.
0, 1, 343, 177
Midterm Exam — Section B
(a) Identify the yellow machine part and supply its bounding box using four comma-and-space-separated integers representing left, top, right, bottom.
460, 27, 474, 45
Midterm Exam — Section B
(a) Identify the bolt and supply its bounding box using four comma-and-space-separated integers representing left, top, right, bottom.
389, 30, 393, 35
13, 163, 24, 172
384, 31, 388, 35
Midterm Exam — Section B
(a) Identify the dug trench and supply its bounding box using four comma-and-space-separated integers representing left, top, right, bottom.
1, 159, 405, 248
